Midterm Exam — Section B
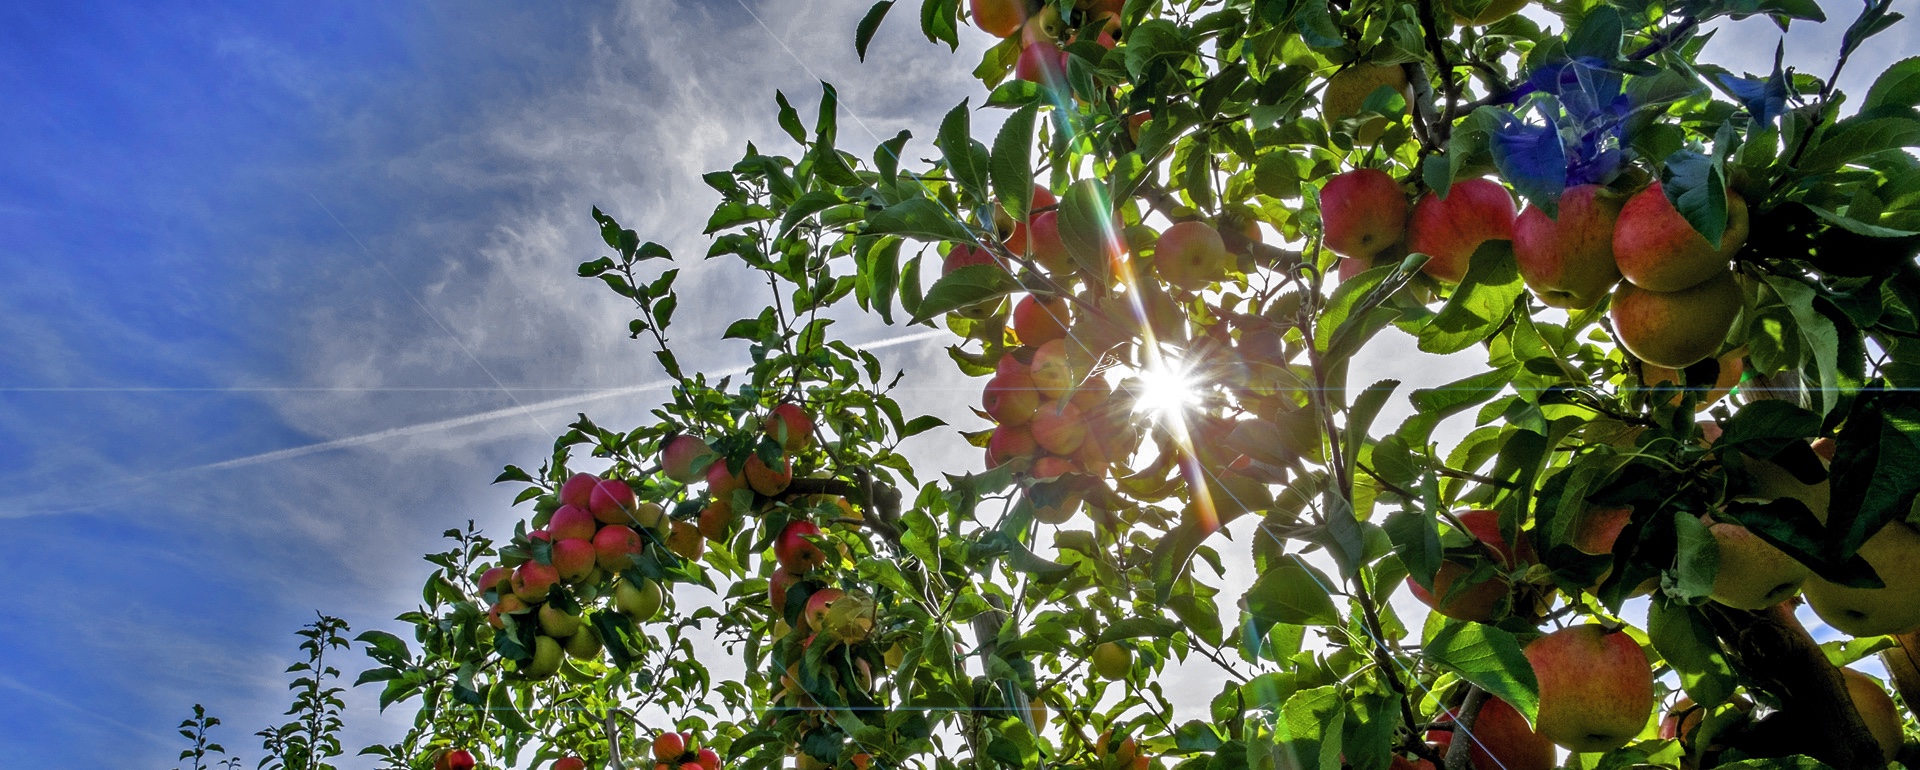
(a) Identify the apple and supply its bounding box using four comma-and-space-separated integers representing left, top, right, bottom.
1029, 339, 1077, 399
550, 505, 597, 542
1003, 184, 1058, 251
1840, 668, 1904, 763
487, 595, 527, 630
850, 753, 872, 770
552, 538, 597, 583
513, 561, 560, 603
564, 625, 602, 660
1154, 220, 1231, 291
1743, 452, 1830, 524
589, 479, 638, 525
803, 587, 844, 631
1406, 178, 1516, 284
560, 473, 597, 508
1404, 509, 1527, 622
707, 461, 747, 500
698, 498, 735, 542
1613, 181, 1751, 292
1095, 730, 1138, 768
1428, 696, 1553, 770
1703, 515, 1809, 610
745, 452, 792, 496
970, 0, 1026, 37
986, 423, 1040, 468
632, 501, 667, 532
1030, 400, 1089, 455
538, 603, 582, 638
527, 635, 563, 679
1525, 624, 1655, 752
1642, 349, 1744, 411
769, 568, 802, 617
1320, 168, 1407, 259
477, 566, 509, 596
1388, 757, 1435, 770
1013, 294, 1070, 346
983, 369, 1041, 426
1567, 506, 1657, 595
943, 243, 1001, 276
554, 758, 587, 770
1336, 255, 1372, 282
439, 749, 476, 770
617, 577, 664, 621
1018, 2, 1063, 45
661, 435, 715, 483
1662, 695, 1752, 745
592, 524, 642, 572
776, 520, 829, 573
1321, 64, 1410, 144
765, 403, 813, 452
1030, 455, 1076, 479
1026, 211, 1072, 272
667, 519, 705, 561
1609, 270, 1742, 368
653, 732, 688, 762
1804, 521, 1920, 636
1091, 641, 1131, 680
695, 747, 721, 770
1512, 184, 1624, 309
1449, 0, 1529, 25
1014, 41, 1067, 86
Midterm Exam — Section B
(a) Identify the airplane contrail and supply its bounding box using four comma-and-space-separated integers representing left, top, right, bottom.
1, 328, 946, 516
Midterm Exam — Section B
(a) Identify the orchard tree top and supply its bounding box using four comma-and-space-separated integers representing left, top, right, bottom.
350, 1, 1920, 769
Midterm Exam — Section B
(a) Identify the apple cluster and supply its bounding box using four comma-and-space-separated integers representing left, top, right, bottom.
1323, 170, 1753, 371
966, 0, 1122, 91
650, 730, 723, 770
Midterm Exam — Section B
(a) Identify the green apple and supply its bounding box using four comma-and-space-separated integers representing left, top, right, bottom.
616, 578, 664, 621
1091, 641, 1131, 680
526, 635, 563, 680
563, 625, 602, 660
537, 603, 582, 638
1805, 521, 1920, 637
1704, 515, 1809, 610
1153, 221, 1231, 291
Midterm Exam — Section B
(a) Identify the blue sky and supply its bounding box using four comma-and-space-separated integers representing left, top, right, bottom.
0, 1, 1910, 767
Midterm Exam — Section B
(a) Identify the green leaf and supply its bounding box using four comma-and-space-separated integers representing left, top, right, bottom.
854, 1, 894, 62
1421, 619, 1539, 724
1056, 178, 1117, 284
1344, 379, 1401, 473
1647, 599, 1735, 707
1799, 116, 1920, 174
1278, 686, 1344, 770
1825, 384, 1920, 559
1385, 508, 1443, 590
1241, 559, 1341, 626
1665, 149, 1729, 248
1398, 367, 1516, 446
1763, 275, 1842, 414
486, 679, 536, 734
774, 91, 807, 145
937, 101, 993, 203
1415, 241, 1525, 354
919, 0, 958, 50
990, 103, 1039, 223
865, 197, 977, 243
1864, 56, 1920, 111
1670, 512, 1720, 601
910, 264, 1017, 323
1713, 756, 1833, 770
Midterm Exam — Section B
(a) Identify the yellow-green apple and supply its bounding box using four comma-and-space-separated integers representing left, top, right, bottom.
551, 538, 596, 583
1428, 696, 1554, 770
591, 524, 641, 572
1017, 2, 1063, 45
1031, 400, 1089, 455
1614, 182, 1750, 292
554, 757, 587, 770
1405, 509, 1527, 622
666, 519, 704, 560
1154, 220, 1231, 291
1804, 521, 1920, 636
560, 472, 597, 508
527, 635, 563, 679
1703, 514, 1809, 610
1449, 0, 1529, 25
983, 369, 1041, 426
697, 498, 735, 542
1091, 641, 1131, 680
745, 452, 792, 496
661, 435, 714, 483
970, 0, 1027, 37
775, 520, 829, 573
1321, 64, 1410, 143
487, 595, 527, 629
802, 587, 844, 631
1840, 668, 1904, 763
768, 568, 801, 616
1407, 178, 1517, 283
765, 403, 812, 452
1029, 339, 1077, 399
1741, 452, 1829, 524
1609, 270, 1742, 368
563, 625, 601, 660
1320, 168, 1407, 259
513, 562, 560, 603
986, 423, 1039, 468
616, 577, 663, 621
707, 461, 747, 500
1014, 41, 1067, 86
1513, 184, 1624, 309
589, 479, 638, 525
1525, 624, 1655, 751
1013, 294, 1070, 346
550, 505, 597, 542
537, 603, 582, 638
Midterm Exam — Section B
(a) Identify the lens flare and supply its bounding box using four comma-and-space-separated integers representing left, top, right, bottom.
1129, 358, 1201, 422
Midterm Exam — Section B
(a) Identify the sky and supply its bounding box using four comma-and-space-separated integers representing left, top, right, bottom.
0, 1, 1911, 768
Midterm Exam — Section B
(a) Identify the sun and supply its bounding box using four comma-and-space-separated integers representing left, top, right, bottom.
1129, 356, 1202, 422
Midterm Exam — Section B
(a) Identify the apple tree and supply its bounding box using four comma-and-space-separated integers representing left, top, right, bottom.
353, 0, 1920, 769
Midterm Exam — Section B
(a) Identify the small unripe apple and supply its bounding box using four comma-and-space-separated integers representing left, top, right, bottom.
564, 625, 601, 660
744, 452, 792, 496
985, 423, 1040, 468
765, 403, 813, 452
1609, 271, 1742, 369
1013, 294, 1070, 346
1320, 168, 1407, 258
538, 602, 582, 638
707, 461, 747, 500
1091, 641, 1131, 680
1014, 41, 1067, 87
589, 479, 638, 525
1512, 184, 1623, 309
550, 504, 597, 542
652, 732, 687, 762
775, 521, 828, 573
513, 561, 560, 603
560, 473, 597, 508
661, 434, 715, 483
1030, 400, 1088, 455
551, 538, 597, 583
592, 524, 642, 572
527, 635, 563, 679
698, 498, 735, 542
1614, 181, 1750, 292
616, 578, 664, 621
1154, 220, 1231, 291
1406, 178, 1516, 284
1525, 625, 1655, 752
667, 519, 704, 560
983, 369, 1041, 426
803, 587, 844, 631
970, 0, 1027, 37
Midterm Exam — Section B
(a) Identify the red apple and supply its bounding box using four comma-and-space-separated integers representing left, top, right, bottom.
1013, 294, 1070, 346
775, 520, 828, 573
440, 749, 476, 770
745, 452, 793, 496
1320, 169, 1407, 258
803, 587, 844, 631
1014, 41, 1068, 87
1030, 400, 1088, 455
970, 0, 1027, 37
551, 538, 596, 583
769, 568, 802, 616
513, 561, 560, 603
1404, 509, 1527, 622
477, 566, 509, 596
1025, 211, 1071, 272
1154, 220, 1231, 291
666, 520, 704, 561
943, 244, 1001, 276
554, 758, 587, 770
695, 747, 721, 770
1613, 181, 1750, 292
1428, 696, 1553, 770
985, 423, 1040, 468
653, 732, 687, 762
550, 504, 597, 542
1003, 184, 1057, 251
1028, 338, 1076, 399
589, 479, 638, 525
559, 473, 597, 508
1609, 271, 1742, 368
1512, 184, 1623, 309
486, 595, 527, 630
592, 524, 643, 572
707, 461, 747, 500
1406, 178, 1516, 283
661, 435, 715, 483
1525, 624, 1655, 752
1030, 455, 1077, 479
765, 403, 813, 452
983, 369, 1041, 426
698, 498, 735, 542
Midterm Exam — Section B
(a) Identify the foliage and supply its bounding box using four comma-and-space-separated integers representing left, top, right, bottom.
257, 614, 352, 770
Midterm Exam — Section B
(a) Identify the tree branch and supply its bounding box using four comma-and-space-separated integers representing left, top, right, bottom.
1443, 686, 1488, 770
1703, 602, 1883, 768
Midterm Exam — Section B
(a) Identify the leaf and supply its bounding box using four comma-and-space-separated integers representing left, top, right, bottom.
865, 197, 977, 243
1714, 757, 1832, 770
1825, 384, 1920, 559
1422, 619, 1540, 724
854, 1, 894, 62
990, 103, 1038, 223
774, 91, 807, 145
1565, 5, 1623, 60
1799, 116, 1920, 174
1864, 56, 1920, 111
1241, 559, 1341, 626
1416, 241, 1525, 354
910, 264, 1017, 323
1055, 178, 1118, 284
1664, 149, 1729, 248
1670, 512, 1720, 601
1398, 367, 1515, 446
1490, 111, 1566, 216
918, 0, 958, 51
486, 679, 536, 734
1647, 599, 1736, 707
1385, 508, 1443, 590
1278, 686, 1344, 770
937, 101, 992, 203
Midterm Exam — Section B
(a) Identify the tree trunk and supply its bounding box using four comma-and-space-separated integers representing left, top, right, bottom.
1704, 603, 1884, 769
